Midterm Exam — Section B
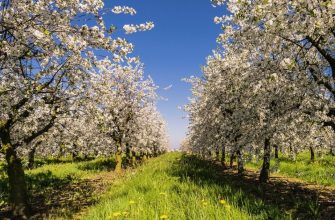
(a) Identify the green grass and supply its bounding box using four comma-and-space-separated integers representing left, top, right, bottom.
1, 152, 333, 219
83, 153, 287, 220
245, 152, 335, 187
0, 157, 117, 218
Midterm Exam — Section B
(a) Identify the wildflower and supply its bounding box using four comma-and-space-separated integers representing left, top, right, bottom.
129, 200, 136, 204
219, 199, 226, 205
201, 199, 208, 206
160, 214, 169, 219
112, 212, 122, 217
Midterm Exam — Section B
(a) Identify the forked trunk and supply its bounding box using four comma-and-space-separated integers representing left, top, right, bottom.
260, 138, 271, 183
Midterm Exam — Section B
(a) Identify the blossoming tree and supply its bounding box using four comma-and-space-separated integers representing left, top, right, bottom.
0, 0, 160, 218
185, 0, 334, 183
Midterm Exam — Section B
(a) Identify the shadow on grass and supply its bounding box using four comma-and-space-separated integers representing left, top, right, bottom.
0, 170, 99, 219
170, 154, 335, 220
78, 158, 116, 172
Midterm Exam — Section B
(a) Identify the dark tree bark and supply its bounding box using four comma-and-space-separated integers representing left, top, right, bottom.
131, 150, 137, 167
274, 145, 279, 159
115, 143, 122, 172
221, 145, 226, 168
207, 150, 211, 159
215, 148, 220, 161
153, 145, 158, 157
330, 147, 335, 156
310, 147, 315, 162
229, 151, 235, 168
72, 152, 79, 161
1, 127, 30, 219
27, 146, 36, 169
260, 138, 271, 183
236, 149, 244, 174
125, 144, 131, 165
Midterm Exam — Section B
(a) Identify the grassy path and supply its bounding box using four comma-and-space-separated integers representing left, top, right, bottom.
81, 153, 260, 220
78, 153, 335, 220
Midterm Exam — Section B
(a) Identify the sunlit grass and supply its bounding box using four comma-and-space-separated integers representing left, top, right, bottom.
27, 157, 116, 179
83, 153, 286, 220
1, 152, 333, 219
246, 152, 335, 187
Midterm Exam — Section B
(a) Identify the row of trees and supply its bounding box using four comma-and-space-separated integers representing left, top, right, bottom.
0, 0, 168, 219
184, 0, 335, 182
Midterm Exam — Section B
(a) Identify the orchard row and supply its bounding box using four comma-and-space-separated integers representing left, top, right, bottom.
0, 1, 167, 219
183, 0, 335, 182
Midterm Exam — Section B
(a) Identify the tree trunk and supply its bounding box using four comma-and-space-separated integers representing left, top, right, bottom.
236, 149, 244, 174
330, 147, 335, 156
154, 146, 158, 157
57, 144, 65, 159
139, 151, 144, 162
115, 143, 122, 172
144, 152, 148, 160
207, 150, 211, 159
131, 151, 137, 167
229, 151, 235, 168
215, 149, 220, 161
274, 145, 279, 159
221, 145, 226, 168
260, 138, 271, 183
72, 151, 79, 161
27, 146, 36, 169
1, 129, 30, 219
125, 145, 131, 166
72, 144, 79, 161
310, 147, 315, 162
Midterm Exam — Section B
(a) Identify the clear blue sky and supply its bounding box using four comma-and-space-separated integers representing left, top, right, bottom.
104, 0, 226, 149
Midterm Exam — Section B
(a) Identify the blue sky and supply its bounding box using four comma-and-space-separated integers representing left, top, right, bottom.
104, 0, 226, 149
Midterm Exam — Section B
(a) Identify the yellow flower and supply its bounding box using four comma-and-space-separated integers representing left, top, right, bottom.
220, 199, 226, 204
159, 192, 167, 196
160, 214, 169, 219
129, 200, 136, 204
112, 212, 122, 217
